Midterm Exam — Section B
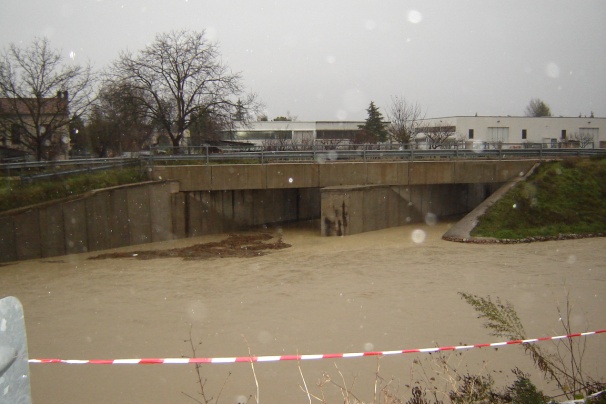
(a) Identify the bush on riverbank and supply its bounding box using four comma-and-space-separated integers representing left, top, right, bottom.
471, 157, 606, 239
0, 167, 147, 213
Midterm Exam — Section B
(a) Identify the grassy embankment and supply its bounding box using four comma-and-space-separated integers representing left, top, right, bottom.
471, 156, 606, 239
0, 168, 147, 213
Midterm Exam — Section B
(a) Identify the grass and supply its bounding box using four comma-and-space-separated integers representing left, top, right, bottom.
471, 156, 606, 239
0, 167, 148, 213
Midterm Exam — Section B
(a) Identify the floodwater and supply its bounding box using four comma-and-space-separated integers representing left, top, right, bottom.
1, 220, 605, 403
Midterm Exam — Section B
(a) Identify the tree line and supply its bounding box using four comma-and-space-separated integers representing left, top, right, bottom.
0, 29, 564, 160
0, 30, 261, 159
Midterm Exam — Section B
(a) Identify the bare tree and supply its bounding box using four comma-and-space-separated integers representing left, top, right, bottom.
86, 81, 155, 156
0, 37, 95, 160
422, 121, 456, 149
108, 30, 260, 149
571, 131, 594, 148
386, 96, 425, 146
525, 98, 552, 117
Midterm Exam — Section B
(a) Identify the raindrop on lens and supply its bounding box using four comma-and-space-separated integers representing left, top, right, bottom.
407, 10, 423, 24
411, 229, 426, 244
545, 62, 560, 78
425, 212, 437, 226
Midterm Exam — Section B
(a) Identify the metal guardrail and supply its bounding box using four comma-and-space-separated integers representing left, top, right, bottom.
145, 143, 606, 165
1, 157, 141, 183
1, 145, 604, 182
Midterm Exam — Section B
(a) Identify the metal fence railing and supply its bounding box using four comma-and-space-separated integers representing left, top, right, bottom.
145, 143, 606, 166
1, 143, 604, 182
1, 157, 141, 183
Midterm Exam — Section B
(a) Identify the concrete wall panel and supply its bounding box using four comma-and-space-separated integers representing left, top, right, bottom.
14, 210, 40, 261
63, 200, 88, 255
298, 188, 321, 220
221, 191, 237, 232
454, 161, 497, 183
390, 186, 415, 226
251, 190, 268, 226
233, 190, 254, 226
149, 182, 177, 242
201, 191, 223, 234
127, 186, 151, 245
108, 188, 130, 248
410, 162, 455, 185
211, 165, 266, 190
265, 164, 319, 189
171, 192, 187, 239
366, 162, 400, 185
362, 188, 378, 233
86, 192, 112, 252
39, 204, 65, 258
318, 163, 367, 187
186, 192, 204, 237
282, 189, 299, 222
0, 217, 16, 262
152, 166, 212, 191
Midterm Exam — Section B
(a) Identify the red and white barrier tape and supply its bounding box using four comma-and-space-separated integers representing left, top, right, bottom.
29, 329, 605, 365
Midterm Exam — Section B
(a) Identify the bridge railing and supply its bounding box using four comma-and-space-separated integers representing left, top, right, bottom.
1, 143, 604, 181
146, 142, 605, 165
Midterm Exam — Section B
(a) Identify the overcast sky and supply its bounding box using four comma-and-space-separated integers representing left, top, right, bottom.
1, 0, 605, 121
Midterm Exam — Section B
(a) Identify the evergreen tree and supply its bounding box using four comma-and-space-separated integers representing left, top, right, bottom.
525, 98, 552, 117
359, 101, 388, 142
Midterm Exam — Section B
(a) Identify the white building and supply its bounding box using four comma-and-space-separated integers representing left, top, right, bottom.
226, 116, 605, 148
228, 120, 366, 145
419, 116, 605, 148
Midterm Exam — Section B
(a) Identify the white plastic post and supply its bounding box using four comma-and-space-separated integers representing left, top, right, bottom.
0, 296, 31, 404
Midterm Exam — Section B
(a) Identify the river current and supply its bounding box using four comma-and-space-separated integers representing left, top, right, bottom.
1, 220, 604, 403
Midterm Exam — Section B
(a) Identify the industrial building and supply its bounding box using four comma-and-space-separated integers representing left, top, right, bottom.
227, 116, 605, 149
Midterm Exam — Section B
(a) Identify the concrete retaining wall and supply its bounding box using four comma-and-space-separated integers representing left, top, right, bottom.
182, 188, 320, 237
0, 182, 180, 263
321, 183, 500, 236
0, 183, 321, 263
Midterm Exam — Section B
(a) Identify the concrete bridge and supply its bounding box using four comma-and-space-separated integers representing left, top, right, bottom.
0, 159, 538, 263
150, 159, 537, 237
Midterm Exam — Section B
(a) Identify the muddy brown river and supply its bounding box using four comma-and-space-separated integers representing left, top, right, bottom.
1, 220, 605, 403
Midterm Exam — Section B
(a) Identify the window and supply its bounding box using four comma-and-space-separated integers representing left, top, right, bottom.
468, 129, 474, 139
487, 127, 509, 143
522, 129, 527, 140
10, 124, 21, 144
577, 128, 598, 147
561, 129, 566, 140
579, 127, 598, 138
